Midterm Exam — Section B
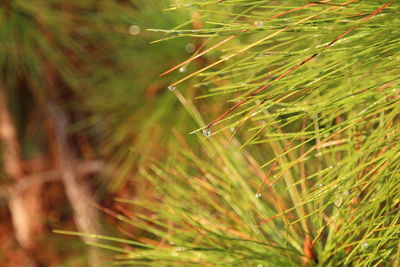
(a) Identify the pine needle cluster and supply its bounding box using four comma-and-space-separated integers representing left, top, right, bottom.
61, 1, 399, 266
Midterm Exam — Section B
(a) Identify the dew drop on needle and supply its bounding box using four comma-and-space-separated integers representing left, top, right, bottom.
255, 193, 262, 198
334, 197, 343, 208
168, 85, 176, 91
202, 128, 211, 137
255, 21, 264, 27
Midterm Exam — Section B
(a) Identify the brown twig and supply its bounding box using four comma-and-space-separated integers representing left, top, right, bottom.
0, 160, 107, 199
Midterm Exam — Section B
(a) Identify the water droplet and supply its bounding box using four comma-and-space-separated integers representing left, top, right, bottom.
168, 85, 176, 91
176, 247, 187, 252
257, 264, 264, 267
334, 197, 343, 207
343, 190, 350, 196
255, 21, 264, 27
255, 193, 262, 198
195, 252, 203, 258
185, 43, 195, 53
179, 66, 187, 72
202, 128, 211, 137
361, 242, 368, 249
128, 25, 141, 35
318, 183, 323, 188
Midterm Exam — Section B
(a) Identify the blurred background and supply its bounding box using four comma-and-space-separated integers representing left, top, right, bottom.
0, 0, 197, 265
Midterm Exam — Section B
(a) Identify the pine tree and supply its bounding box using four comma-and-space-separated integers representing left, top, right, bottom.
58, 1, 400, 266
